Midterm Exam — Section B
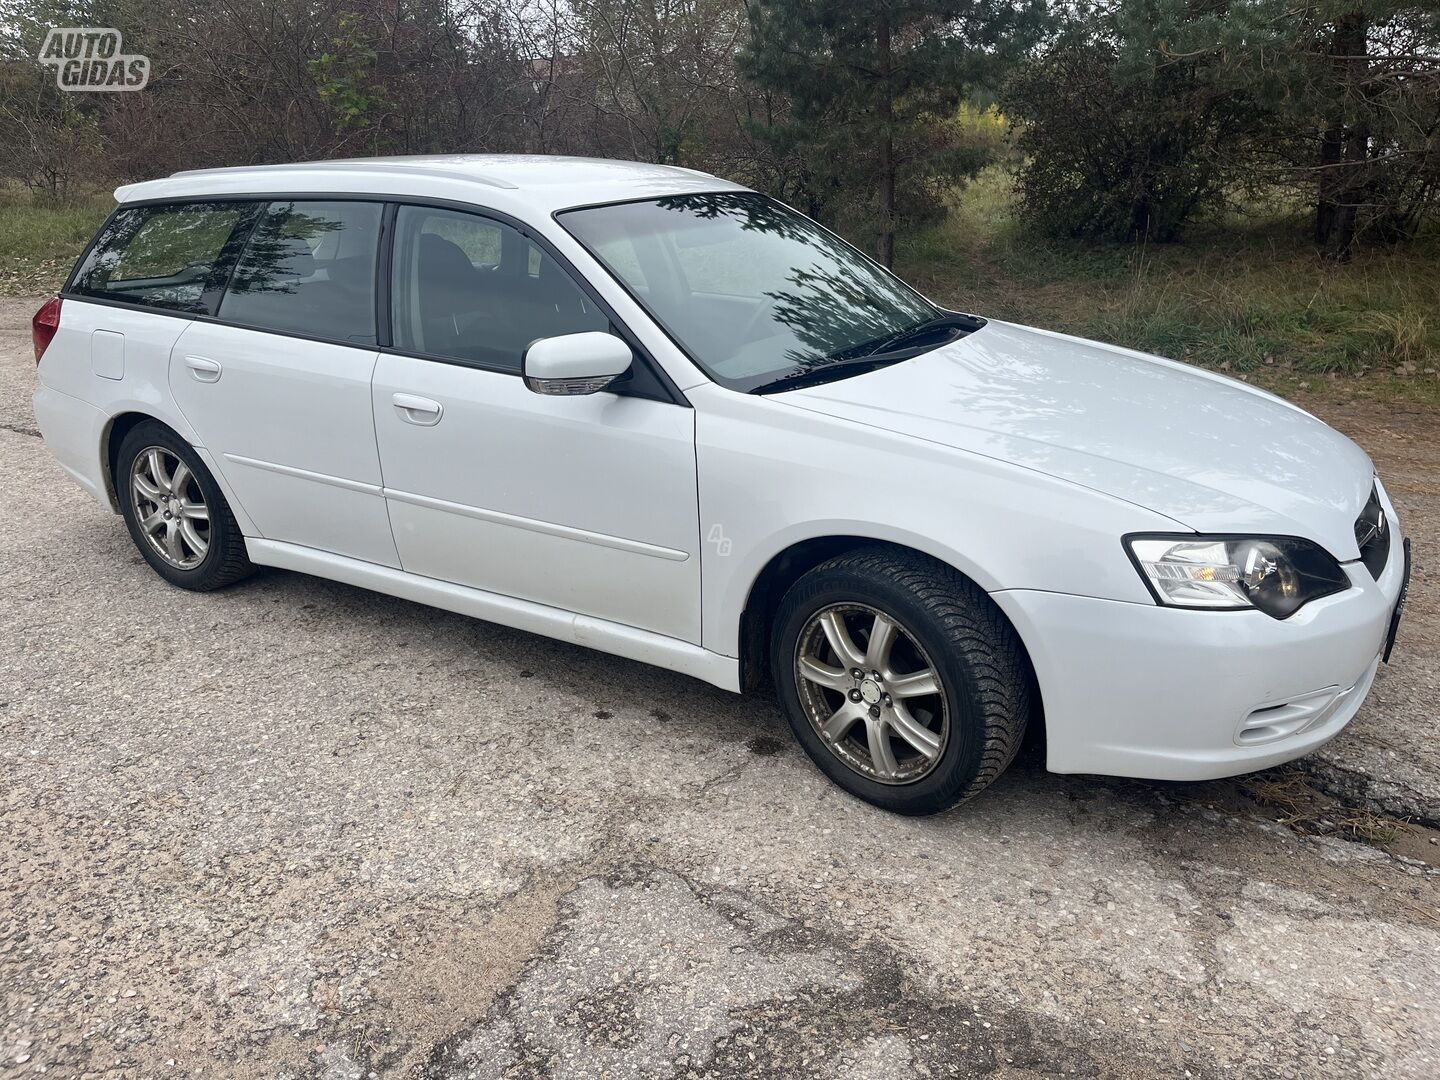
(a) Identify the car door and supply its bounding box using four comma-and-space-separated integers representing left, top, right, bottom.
169, 198, 399, 567
371, 203, 701, 642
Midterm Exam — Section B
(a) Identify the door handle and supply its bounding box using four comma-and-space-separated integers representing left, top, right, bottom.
184, 355, 222, 383
392, 393, 443, 426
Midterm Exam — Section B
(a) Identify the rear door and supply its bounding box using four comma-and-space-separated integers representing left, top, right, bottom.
168, 199, 399, 566
371, 203, 701, 642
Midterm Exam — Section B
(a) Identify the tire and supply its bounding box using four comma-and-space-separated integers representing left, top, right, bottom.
771, 546, 1031, 815
116, 420, 253, 591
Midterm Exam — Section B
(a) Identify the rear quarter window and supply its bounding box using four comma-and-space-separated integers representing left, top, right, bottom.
70, 202, 253, 313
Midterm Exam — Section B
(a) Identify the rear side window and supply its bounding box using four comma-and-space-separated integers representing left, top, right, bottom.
70, 202, 251, 313
219, 200, 382, 345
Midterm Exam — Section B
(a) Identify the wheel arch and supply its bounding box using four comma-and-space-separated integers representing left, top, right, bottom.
100, 409, 256, 537
101, 410, 158, 511
737, 535, 1046, 746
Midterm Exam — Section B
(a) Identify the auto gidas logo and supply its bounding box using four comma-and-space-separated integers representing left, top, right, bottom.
38, 28, 150, 92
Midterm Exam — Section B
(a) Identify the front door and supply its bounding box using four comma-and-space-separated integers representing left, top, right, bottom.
371, 204, 700, 642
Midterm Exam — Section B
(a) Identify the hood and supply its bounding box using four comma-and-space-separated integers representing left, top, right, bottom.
779, 319, 1375, 560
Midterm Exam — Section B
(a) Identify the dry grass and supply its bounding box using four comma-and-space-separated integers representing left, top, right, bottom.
1238, 770, 1416, 847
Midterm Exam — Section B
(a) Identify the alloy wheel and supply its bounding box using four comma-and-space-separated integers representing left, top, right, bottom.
130, 446, 210, 569
793, 602, 949, 785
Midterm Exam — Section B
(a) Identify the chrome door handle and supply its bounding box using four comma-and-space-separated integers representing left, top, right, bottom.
392, 393, 443, 426
184, 355, 222, 383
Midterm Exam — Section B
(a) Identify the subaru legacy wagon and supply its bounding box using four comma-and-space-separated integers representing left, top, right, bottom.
32, 155, 1410, 814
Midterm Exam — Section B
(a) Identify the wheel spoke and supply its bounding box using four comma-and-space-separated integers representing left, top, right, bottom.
169, 461, 192, 500
818, 610, 865, 669
888, 668, 939, 700
139, 509, 166, 535
797, 654, 849, 692
865, 614, 897, 671
179, 518, 208, 557
179, 501, 209, 521
865, 718, 900, 779
133, 473, 163, 501
820, 703, 861, 743
888, 702, 941, 758
162, 521, 184, 561
146, 449, 171, 493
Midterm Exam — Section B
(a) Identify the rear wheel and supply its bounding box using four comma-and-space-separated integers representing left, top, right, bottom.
772, 547, 1031, 815
116, 421, 253, 591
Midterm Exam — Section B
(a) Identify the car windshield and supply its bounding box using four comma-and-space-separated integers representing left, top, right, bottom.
558, 192, 941, 392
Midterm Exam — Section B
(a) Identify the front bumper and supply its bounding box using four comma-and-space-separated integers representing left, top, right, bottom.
992, 508, 1407, 782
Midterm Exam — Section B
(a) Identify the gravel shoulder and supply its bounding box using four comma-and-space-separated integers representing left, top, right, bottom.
2, 296, 1437, 1078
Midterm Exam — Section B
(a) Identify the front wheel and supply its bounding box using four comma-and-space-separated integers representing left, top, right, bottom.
772, 547, 1032, 815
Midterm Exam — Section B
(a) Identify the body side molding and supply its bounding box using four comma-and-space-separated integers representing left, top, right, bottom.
245, 538, 737, 690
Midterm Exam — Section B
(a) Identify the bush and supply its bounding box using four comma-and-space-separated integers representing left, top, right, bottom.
0, 64, 105, 201
1003, 15, 1257, 243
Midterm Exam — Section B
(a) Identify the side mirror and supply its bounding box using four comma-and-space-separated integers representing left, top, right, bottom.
523, 332, 632, 396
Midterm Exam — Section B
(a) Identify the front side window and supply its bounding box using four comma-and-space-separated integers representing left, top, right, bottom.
70, 202, 252, 313
219, 200, 382, 345
559, 193, 941, 392
390, 205, 607, 371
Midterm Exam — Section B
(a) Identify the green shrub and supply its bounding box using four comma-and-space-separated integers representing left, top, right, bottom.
1002, 3, 1259, 243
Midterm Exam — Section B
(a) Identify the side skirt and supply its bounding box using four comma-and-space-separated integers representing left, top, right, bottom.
245, 538, 742, 692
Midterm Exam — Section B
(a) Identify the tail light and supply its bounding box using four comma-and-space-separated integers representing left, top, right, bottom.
32, 297, 62, 364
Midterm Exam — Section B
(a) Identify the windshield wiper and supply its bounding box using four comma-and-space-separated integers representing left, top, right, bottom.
747, 311, 984, 394
859, 311, 982, 358
747, 353, 914, 394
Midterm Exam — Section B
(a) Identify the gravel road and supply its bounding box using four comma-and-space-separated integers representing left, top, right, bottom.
2, 296, 1437, 1078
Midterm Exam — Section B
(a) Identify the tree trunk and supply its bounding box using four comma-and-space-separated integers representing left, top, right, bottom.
876, 13, 895, 268
1315, 126, 1342, 245
1326, 118, 1368, 261
1316, 11, 1369, 261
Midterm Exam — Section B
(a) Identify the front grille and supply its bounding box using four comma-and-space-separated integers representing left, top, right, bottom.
1354, 486, 1390, 580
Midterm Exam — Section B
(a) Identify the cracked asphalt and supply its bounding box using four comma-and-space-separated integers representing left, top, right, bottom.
1, 296, 1438, 1078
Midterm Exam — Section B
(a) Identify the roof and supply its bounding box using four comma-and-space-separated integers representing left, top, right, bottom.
112, 155, 748, 216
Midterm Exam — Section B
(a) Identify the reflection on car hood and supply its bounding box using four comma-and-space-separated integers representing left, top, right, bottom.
778, 319, 1375, 559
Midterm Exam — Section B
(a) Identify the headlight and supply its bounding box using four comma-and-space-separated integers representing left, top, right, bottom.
1125, 535, 1349, 619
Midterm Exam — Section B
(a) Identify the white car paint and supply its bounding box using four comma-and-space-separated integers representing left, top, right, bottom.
32, 155, 1406, 783
168, 320, 400, 567
779, 319, 1375, 560
523, 331, 634, 383
370, 351, 701, 641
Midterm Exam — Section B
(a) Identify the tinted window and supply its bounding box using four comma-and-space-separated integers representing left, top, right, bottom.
70, 202, 251, 313
219, 200, 381, 345
560, 193, 937, 391
391, 205, 607, 371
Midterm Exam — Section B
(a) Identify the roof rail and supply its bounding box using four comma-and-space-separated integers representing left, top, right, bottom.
165, 160, 519, 190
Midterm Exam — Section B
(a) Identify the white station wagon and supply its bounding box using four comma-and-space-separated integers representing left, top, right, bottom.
33, 155, 1410, 814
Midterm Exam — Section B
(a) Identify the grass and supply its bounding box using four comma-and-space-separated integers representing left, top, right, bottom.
0, 186, 111, 296
1238, 770, 1415, 848
898, 165, 1440, 403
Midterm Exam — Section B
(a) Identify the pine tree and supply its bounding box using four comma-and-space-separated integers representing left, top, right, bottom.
1269, 2, 1440, 259
739, 0, 1043, 266
1004, 0, 1264, 243
1120, 0, 1439, 259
